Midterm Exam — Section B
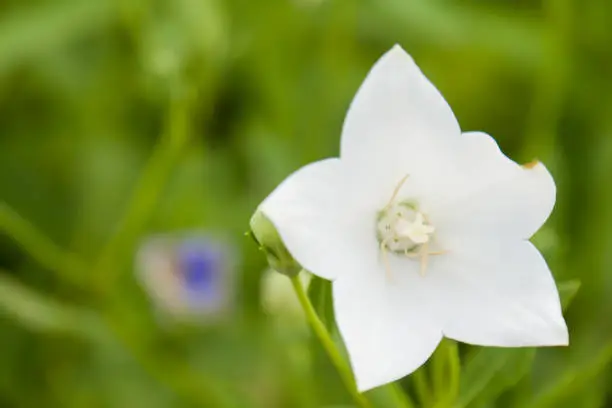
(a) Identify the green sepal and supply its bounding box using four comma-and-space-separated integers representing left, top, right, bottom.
249, 210, 302, 277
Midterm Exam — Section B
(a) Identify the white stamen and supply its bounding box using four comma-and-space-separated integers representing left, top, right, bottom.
394, 213, 435, 244
377, 175, 444, 277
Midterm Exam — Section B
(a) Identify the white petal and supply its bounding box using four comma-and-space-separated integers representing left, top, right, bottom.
340, 45, 461, 183
427, 239, 568, 347
453, 131, 520, 193
259, 158, 374, 280
333, 259, 442, 391
436, 131, 556, 240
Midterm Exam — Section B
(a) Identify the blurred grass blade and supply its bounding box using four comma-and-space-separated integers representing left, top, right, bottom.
412, 367, 434, 407
361, 0, 545, 73
0, 271, 238, 407
0, 202, 86, 286
557, 280, 581, 309
456, 279, 580, 408
0, 0, 115, 75
526, 343, 612, 408
430, 339, 461, 407
94, 95, 194, 292
0, 271, 98, 336
367, 383, 417, 408
457, 348, 536, 408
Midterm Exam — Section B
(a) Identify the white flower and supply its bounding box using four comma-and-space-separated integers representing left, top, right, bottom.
256, 45, 568, 391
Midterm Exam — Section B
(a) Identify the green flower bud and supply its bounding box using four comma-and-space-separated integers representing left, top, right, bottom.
249, 210, 302, 277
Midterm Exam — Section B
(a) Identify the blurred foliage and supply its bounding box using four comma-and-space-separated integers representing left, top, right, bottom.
1, 0, 612, 407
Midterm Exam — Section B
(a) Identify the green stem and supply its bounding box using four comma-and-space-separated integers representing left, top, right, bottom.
0, 202, 86, 287
290, 275, 372, 408
93, 94, 193, 293
0, 270, 95, 335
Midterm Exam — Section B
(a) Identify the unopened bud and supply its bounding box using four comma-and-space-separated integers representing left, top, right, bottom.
249, 210, 302, 277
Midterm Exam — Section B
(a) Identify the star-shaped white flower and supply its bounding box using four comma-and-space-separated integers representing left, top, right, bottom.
256, 45, 568, 391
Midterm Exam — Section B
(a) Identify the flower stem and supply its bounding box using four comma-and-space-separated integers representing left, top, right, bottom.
290, 275, 372, 408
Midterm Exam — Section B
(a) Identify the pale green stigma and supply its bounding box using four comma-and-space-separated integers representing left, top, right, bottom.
376, 175, 444, 277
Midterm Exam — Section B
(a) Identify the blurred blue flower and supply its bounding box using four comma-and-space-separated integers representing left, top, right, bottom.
136, 233, 235, 322
178, 239, 225, 306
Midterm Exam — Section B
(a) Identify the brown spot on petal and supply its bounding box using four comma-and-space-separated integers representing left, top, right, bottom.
522, 160, 540, 169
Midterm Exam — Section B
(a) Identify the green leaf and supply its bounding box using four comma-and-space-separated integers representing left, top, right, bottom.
456, 279, 580, 408
366, 383, 417, 408
307, 275, 335, 333
526, 342, 612, 408
457, 348, 536, 408
431, 339, 461, 407
557, 280, 581, 310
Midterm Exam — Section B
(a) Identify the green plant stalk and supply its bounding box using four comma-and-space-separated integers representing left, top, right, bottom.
290, 275, 373, 408
93, 94, 193, 293
0, 202, 86, 287
0, 270, 96, 335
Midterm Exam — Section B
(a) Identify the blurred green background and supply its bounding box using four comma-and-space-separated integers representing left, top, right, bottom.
1, 0, 612, 407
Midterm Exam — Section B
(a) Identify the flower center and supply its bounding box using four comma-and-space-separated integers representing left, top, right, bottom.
376, 175, 444, 277
376, 202, 435, 254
